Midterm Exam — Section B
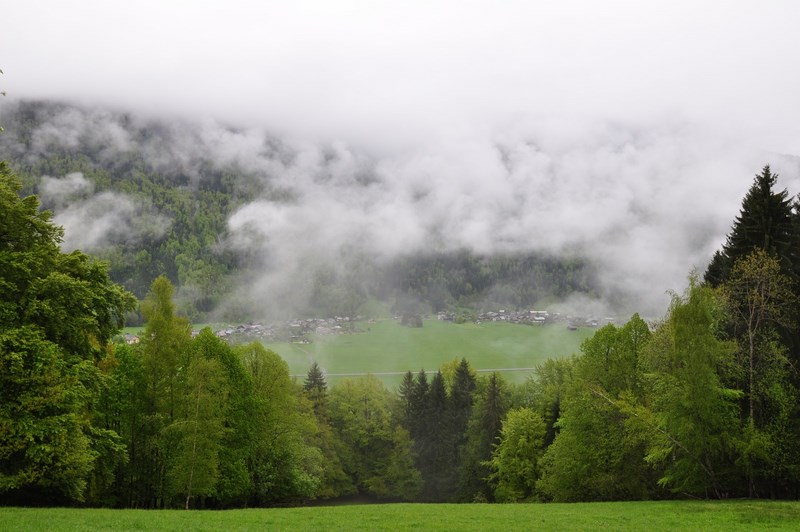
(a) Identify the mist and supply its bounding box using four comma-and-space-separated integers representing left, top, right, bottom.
2, 2, 800, 317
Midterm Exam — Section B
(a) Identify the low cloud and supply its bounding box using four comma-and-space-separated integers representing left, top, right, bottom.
39, 172, 171, 252
6, 102, 800, 318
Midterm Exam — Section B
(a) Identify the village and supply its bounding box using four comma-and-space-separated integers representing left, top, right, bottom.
123, 309, 618, 346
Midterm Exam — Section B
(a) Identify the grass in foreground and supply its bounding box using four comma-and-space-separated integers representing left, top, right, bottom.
2, 500, 799, 532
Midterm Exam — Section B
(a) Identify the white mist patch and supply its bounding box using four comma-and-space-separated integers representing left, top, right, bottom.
29, 107, 132, 162
40, 172, 172, 252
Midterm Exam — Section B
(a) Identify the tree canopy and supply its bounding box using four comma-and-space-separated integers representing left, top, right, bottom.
0, 162, 135, 502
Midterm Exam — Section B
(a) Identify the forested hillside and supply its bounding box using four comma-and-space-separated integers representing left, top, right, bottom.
0, 100, 598, 322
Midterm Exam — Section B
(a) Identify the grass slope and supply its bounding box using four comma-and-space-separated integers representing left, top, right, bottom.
2, 501, 799, 531
268, 319, 595, 386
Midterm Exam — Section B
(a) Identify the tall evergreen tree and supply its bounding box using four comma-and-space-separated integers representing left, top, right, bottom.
397, 370, 416, 427
449, 358, 477, 446
303, 361, 328, 418
705, 165, 795, 287
407, 369, 429, 445
418, 371, 451, 501
457, 372, 508, 501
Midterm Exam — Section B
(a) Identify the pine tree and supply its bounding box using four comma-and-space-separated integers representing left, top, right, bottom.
303, 361, 328, 417
705, 165, 794, 287
397, 370, 416, 427
419, 371, 451, 501
457, 372, 508, 501
449, 358, 477, 444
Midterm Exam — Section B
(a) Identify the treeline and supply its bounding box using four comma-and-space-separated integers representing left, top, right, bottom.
0, 100, 597, 322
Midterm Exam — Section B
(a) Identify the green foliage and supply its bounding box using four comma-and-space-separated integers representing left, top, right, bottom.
328, 376, 421, 500
140, 275, 191, 421
303, 361, 328, 418
236, 342, 325, 504
705, 165, 795, 287
637, 279, 742, 498
163, 355, 227, 509
489, 407, 547, 502
0, 327, 95, 501
457, 373, 509, 502
719, 250, 800, 497
0, 163, 135, 503
519, 357, 576, 447
536, 315, 654, 502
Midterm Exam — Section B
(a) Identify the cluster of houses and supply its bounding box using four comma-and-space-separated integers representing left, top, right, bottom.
210, 316, 362, 344
121, 310, 620, 347
437, 309, 614, 329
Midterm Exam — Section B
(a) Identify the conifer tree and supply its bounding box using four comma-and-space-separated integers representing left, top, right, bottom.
705, 165, 794, 287
303, 361, 328, 417
457, 372, 508, 501
397, 370, 416, 427
419, 371, 451, 501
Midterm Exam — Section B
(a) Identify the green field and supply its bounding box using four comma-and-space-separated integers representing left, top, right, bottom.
2, 500, 799, 531
267, 319, 595, 387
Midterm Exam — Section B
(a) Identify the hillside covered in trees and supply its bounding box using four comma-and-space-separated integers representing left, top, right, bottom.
0, 100, 598, 323
3, 159, 800, 507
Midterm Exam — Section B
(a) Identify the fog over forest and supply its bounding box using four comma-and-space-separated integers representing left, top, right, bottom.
3, 2, 800, 317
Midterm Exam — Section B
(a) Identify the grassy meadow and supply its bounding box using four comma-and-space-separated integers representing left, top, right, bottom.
3, 500, 799, 531
268, 319, 595, 386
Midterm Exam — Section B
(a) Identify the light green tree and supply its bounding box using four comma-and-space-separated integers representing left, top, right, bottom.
536, 316, 654, 502
327, 376, 421, 500
237, 342, 326, 503
140, 275, 191, 422
163, 355, 226, 509
489, 407, 547, 502
635, 278, 742, 498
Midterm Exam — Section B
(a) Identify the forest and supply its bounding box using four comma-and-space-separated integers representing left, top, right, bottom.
2, 157, 800, 508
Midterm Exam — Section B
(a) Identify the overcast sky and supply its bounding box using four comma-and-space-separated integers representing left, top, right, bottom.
3, 1, 800, 315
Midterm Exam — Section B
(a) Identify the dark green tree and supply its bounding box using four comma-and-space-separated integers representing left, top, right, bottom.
705, 165, 795, 287
449, 358, 477, 446
407, 369, 429, 447
303, 361, 328, 417
417, 371, 452, 501
457, 372, 508, 501
396, 370, 416, 426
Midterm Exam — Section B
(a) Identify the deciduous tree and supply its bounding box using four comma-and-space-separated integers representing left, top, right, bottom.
0, 163, 135, 503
